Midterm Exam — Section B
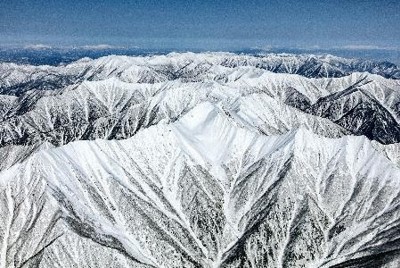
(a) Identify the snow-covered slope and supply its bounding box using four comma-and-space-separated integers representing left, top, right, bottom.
1, 103, 400, 267
1, 52, 400, 267
1, 76, 353, 148
1, 69, 399, 153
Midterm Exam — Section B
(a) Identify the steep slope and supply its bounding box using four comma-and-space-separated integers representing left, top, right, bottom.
1, 102, 399, 268
303, 77, 400, 144
229, 72, 400, 144
2, 68, 399, 148
2, 66, 400, 172
1, 52, 400, 268
2, 70, 360, 169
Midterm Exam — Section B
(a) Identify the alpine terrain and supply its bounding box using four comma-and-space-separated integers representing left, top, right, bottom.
0, 52, 400, 268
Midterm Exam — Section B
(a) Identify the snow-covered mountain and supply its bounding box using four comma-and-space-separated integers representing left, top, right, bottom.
1, 52, 399, 96
0, 52, 400, 267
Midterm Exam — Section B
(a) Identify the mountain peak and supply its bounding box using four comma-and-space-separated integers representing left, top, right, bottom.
1, 52, 400, 267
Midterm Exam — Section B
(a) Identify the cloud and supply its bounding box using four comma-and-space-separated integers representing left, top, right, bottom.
80, 44, 124, 50
6, 44, 141, 51
337, 45, 399, 51
23, 44, 52, 50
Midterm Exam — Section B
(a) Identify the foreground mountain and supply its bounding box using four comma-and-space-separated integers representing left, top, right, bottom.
1, 103, 400, 268
0, 52, 399, 267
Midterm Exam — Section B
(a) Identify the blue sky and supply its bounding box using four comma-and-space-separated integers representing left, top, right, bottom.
1, 0, 399, 50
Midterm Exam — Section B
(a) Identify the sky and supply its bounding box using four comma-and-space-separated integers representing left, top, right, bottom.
0, 0, 400, 50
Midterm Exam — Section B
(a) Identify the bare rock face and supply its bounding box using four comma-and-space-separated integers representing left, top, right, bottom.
0, 53, 400, 268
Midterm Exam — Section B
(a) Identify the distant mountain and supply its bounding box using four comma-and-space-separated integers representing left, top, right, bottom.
1, 52, 399, 96
0, 52, 399, 267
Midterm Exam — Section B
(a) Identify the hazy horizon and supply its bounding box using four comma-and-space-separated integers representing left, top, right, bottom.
1, 0, 400, 51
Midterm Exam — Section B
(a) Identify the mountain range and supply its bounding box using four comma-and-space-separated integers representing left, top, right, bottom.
0, 52, 399, 268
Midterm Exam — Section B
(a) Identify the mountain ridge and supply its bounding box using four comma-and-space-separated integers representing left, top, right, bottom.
1, 104, 399, 267
0, 52, 400, 267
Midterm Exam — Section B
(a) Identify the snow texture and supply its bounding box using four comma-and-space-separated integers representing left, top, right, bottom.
0, 52, 400, 267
